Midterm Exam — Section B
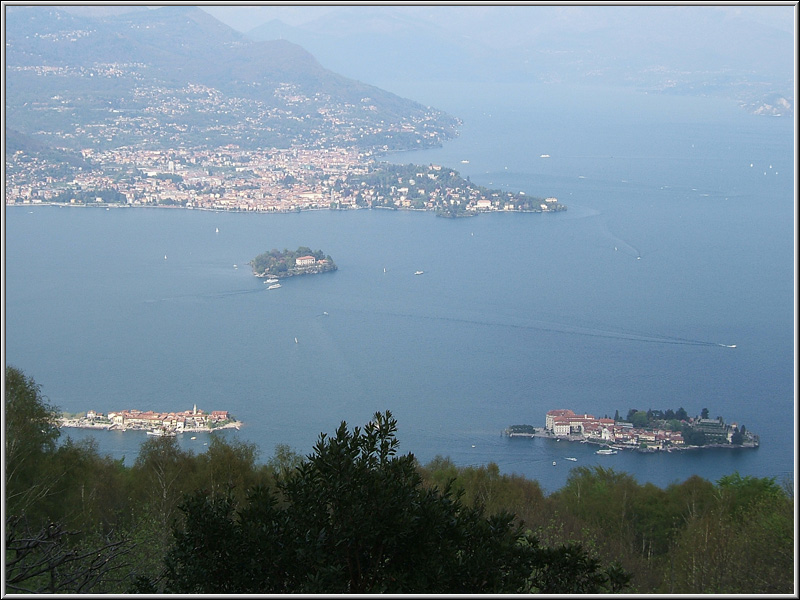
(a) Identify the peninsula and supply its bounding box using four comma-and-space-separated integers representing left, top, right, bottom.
505, 408, 758, 453
59, 405, 241, 435
250, 246, 337, 280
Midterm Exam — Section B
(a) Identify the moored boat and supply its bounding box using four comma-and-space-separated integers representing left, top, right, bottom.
147, 428, 176, 437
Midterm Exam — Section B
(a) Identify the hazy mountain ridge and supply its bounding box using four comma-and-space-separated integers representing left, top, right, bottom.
4, 6, 459, 154
245, 5, 793, 115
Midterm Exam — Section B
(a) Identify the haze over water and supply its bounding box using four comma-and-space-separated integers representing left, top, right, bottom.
5, 82, 794, 494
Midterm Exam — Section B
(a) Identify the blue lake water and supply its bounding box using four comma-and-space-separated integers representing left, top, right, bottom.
4, 83, 795, 493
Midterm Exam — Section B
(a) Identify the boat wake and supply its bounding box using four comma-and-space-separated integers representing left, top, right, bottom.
367, 307, 734, 349
145, 287, 266, 303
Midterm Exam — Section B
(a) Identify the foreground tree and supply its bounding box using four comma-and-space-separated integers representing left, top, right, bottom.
5, 367, 137, 592
5, 366, 62, 517
153, 411, 629, 594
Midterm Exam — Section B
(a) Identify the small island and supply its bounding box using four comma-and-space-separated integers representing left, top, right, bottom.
505, 407, 758, 453
59, 405, 241, 435
250, 246, 337, 280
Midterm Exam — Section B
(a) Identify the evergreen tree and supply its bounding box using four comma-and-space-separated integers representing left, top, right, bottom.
157, 411, 630, 594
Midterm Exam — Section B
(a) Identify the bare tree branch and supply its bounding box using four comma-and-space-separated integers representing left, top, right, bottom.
5, 514, 135, 593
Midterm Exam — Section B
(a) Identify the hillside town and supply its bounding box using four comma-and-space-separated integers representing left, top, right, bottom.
504, 408, 758, 452
59, 405, 241, 435
6, 143, 565, 216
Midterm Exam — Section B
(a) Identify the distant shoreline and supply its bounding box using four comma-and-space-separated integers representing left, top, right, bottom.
6, 201, 564, 217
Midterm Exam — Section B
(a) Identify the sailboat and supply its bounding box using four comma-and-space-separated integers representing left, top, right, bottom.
215, 227, 219, 233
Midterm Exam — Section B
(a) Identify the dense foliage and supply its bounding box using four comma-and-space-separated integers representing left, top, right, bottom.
4, 366, 794, 594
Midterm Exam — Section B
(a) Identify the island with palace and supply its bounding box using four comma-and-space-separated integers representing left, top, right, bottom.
250, 247, 337, 281
505, 408, 758, 452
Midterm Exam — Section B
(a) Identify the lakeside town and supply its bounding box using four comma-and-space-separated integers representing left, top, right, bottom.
59, 405, 241, 436
505, 408, 759, 453
6, 144, 565, 217
7, 53, 565, 217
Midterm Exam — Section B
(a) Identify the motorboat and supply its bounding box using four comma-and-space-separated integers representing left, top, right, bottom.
147, 428, 176, 437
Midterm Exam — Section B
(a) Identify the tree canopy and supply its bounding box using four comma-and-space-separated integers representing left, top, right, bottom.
5, 366, 62, 516
154, 411, 629, 594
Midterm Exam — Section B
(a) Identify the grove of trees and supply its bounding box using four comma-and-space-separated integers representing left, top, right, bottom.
4, 366, 794, 594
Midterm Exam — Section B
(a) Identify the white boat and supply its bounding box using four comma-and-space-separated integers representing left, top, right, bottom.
596, 448, 618, 455
295, 337, 298, 344
268, 283, 281, 290
147, 428, 176, 437
565, 457, 577, 462
540, 154, 550, 158
414, 270, 424, 275
215, 227, 219, 233
552, 461, 557, 466
461, 159, 469, 164
265, 278, 279, 284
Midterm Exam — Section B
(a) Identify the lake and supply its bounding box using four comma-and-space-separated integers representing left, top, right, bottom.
4, 82, 794, 493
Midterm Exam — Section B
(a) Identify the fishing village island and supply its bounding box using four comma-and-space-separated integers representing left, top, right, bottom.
505, 408, 759, 454
60, 404, 241, 437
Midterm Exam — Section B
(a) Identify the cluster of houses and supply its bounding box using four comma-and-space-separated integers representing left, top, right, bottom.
544, 409, 687, 449
82, 405, 234, 433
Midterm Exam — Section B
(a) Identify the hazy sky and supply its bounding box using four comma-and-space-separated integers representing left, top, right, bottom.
201, 5, 338, 30
198, 3, 797, 35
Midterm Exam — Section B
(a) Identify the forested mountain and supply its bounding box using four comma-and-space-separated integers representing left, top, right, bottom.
4, 5, 458, 153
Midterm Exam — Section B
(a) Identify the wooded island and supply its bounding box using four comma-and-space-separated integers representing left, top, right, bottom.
251, 247, 337, 279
